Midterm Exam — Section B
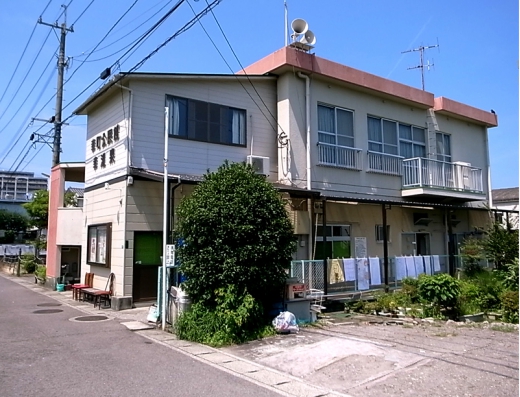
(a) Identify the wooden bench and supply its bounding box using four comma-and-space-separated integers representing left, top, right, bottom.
82, 273, 115, 309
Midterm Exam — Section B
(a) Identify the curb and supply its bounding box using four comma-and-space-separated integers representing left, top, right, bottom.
0, 272, 352, 397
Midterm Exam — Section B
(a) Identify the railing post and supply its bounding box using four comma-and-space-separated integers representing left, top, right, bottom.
418, 157, 422, 187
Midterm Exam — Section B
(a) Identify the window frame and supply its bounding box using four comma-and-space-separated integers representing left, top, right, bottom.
375, 224, 391, 243
436, 132, 452, 163
166, 95, 247, 147
368, 116, 426, 159
87, 223, 112, 268
317, 103, 355, 148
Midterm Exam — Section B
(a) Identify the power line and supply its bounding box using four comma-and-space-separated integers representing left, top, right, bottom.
0, 47, 58, 137
70, 0, 95, 28
0, 28, 53, 125
70, 0, 175, 61
185, 0, 285, 141
0, 0, 53, 107
62, 0, 222, 126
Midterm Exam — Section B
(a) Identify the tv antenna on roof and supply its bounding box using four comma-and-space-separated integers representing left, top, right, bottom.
402, 39, 440, 91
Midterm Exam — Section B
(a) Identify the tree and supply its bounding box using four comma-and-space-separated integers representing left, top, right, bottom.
22, 190, 49, 230
0, 209, 28, 243
22, 190, 49, 253
176, 161, 297, 308
483, 223, 519, 271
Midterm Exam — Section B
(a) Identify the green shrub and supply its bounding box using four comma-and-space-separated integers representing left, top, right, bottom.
21, 255, 38, 274
458, 280, 483, 315
495, 259, 519, 292
375, 292, 398, 312
34, 265, 46, 280
460, 237, 486, 277
401, 277, 420, 303
418, 274, 460, 311
176, 162, 296, 309
500, 291, 519, 324
466, 270, 504, 311
174, 285, 273, 346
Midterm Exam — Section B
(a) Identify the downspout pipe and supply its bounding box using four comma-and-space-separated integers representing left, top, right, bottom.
115, 84, 133, 171
297, 72, 313, 260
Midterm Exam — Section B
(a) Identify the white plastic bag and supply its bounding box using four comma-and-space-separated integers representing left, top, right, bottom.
272, 311, 299, 333
147, 304, 159, 323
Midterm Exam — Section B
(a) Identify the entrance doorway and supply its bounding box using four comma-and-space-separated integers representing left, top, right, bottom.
133, 231, 162, 302
401, 233, 431, 256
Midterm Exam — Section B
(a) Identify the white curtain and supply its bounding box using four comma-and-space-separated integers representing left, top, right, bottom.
231, 109, 245, 145
168, 97, 180, 136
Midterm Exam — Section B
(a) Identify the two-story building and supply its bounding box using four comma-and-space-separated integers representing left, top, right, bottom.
46, 45, 497, 302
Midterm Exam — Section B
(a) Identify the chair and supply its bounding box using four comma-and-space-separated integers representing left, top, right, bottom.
71, 272, 94, 300
83, 273, 115, 309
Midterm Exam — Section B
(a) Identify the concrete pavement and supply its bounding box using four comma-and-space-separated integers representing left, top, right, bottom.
2, 271, 518, 397
0, 273, 349, 397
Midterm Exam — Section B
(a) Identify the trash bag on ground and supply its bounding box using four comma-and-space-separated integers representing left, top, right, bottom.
272, 311, 299, 333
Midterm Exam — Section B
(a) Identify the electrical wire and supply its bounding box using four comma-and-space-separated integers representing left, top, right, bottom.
0, 28, 53, 125
70, 0, 174, 60
61, 0, 222, 126
70, 0, 95, 28
0, 0, 53, 107
29, 0, 142, 124
0, 65, 57, 167
184, 0, 281, 138
0, 47, 58, 137
203, 0, 283, 132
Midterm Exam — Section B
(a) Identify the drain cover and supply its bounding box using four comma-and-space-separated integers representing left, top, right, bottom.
73, 315, 109, 322
37, 303, 62, 307
33, 309, 64, 314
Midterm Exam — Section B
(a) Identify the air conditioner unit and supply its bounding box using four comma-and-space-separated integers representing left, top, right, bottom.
453, 161, 471, 190
247, 155, 270, 176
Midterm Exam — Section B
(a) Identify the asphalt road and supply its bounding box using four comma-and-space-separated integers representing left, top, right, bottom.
0, 276, 280, 397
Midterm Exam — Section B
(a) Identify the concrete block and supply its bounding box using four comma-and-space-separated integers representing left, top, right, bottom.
111, 295, 133, 311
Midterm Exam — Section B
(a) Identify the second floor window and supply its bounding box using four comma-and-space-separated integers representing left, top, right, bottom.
436, 132, 451, 163
318, 104, 354, 147
167, 95, 246, 146
368, 116, 426, 159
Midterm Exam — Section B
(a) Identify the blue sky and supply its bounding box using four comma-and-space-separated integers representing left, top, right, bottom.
0, 0, 517, 188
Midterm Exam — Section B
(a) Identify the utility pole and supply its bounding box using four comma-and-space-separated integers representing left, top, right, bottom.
38, 5, 73, 167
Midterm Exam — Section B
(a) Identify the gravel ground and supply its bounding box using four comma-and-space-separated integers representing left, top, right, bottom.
223, 313, 519, 397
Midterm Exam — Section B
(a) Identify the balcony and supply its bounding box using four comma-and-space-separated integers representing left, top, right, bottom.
367, 151, 403, 176
317, 143, 362, 171
402, 158, 484, 200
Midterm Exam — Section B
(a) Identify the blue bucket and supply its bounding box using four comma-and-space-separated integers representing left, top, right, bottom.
56, 284, 65, 292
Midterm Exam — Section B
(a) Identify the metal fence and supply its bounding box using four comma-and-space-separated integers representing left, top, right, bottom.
290, 255, 493, 296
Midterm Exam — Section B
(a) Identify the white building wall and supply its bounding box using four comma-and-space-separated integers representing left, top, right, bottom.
84, 91, 130, 187
128, 78, 278, 180
56, 207, 83, 245
81, 180, 127, 295
277, 72, 489, 202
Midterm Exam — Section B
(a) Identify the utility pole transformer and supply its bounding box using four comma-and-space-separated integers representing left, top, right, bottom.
38, 5, 73, 167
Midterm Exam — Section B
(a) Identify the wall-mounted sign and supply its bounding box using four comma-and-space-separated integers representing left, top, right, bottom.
90, 124, 120, 171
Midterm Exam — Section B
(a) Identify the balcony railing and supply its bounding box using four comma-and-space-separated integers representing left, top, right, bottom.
317, 143, 362, 170
367, 151, 403, 176
402, 158, 483, 193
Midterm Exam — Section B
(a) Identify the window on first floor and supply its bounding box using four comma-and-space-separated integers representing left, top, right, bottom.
375, 224, 390, 243
167, 95, 246, 146
368, 116, 426, 158
87, 223, 111, 267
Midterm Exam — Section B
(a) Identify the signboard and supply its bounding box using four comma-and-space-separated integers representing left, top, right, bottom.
165, 244, 176, 266
354, 237, 367, 258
